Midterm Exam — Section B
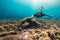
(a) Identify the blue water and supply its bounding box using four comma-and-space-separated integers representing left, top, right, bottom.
0, 0, 60, 19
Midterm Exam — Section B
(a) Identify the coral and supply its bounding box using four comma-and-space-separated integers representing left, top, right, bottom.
0, 18, 60, 40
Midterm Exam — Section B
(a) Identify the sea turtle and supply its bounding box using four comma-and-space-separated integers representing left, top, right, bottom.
20, 17, 42, 29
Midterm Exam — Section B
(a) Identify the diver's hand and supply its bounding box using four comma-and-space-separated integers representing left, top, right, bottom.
48, 14, 53, 18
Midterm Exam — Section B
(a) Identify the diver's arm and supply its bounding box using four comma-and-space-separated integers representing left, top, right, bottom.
43, 14, 53, 18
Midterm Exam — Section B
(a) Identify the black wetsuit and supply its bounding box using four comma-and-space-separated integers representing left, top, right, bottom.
34, 11, 52, 18
34, 11, 44, 18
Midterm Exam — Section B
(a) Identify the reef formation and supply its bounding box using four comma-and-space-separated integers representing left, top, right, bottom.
0, 18, 60, 40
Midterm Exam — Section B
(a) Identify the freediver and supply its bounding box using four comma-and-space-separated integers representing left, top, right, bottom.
33, 7, 53, 18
